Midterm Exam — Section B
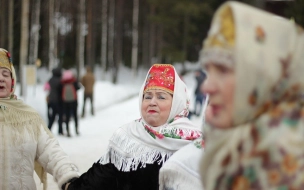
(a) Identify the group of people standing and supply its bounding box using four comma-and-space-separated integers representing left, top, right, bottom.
46, 66, 95, 137
1, 1, 304, 190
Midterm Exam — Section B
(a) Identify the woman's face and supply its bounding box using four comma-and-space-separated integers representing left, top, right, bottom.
202, 63, 235, 128
0, 68, 12, 98
141, 89, 173, 127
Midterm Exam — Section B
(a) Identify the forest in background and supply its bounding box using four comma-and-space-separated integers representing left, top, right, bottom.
0, 0, 303, 85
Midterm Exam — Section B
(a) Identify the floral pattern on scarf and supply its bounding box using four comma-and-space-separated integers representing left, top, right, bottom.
200, 2, 304, 190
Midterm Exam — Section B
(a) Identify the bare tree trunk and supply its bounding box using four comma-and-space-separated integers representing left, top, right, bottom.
131, 0, 139, 76
76, 0, 85, 80
90, 0, 96, 69
0, 0, 8, 48
20, 0, 30, 96
108, 0, 115, 83
0, 0, 3, 47
142, 1, 149, 68
111, 0, 124, 84
53, 0, 60, 67
181, 14, 189, 71
86, 0, 93, 68
8, 0, 14, 53
29, 0, 41, 65
48, 0, 56, 70
149, 5, 156, 66
156, 25, 163, 63
115, 0, 124, 70
101, 0, 108, 79
40, 0, 49, 68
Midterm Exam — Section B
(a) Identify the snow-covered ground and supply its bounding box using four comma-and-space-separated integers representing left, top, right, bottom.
15, 63, 204, 190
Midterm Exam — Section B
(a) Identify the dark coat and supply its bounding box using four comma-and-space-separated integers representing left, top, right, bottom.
48, 68, 62, 103
194, 70, 206, 95
67, 160, 162, 190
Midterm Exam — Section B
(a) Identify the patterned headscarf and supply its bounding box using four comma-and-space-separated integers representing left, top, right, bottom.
200, 2, 304, 189
0, 48, 17, 98
143, 64, 175, 94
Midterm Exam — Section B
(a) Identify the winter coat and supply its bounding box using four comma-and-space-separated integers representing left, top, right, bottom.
67, 160, 162, 190
81, 68, 95, 95
48, 67, 62, 103
0, 98, 79, 190
194, 70, 206, 95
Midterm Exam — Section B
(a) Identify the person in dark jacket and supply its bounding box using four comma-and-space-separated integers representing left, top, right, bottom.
48, 67, 64, 135
81, 66, 95, 118
61, 69, 81, 137
62, 64, 202, 190
193, 69, 206, 116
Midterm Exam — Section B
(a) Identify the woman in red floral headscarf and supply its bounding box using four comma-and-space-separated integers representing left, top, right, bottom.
63, 63, 202, 190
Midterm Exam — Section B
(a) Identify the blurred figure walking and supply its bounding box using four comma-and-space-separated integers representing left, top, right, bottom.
61, 70, 81, 137
194, 69, 207, 116
81, 66, 95, 118
188, 69, 206, 119
47, 67, 64, 135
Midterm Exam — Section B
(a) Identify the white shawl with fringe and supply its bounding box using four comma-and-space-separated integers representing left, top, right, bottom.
99, 117, 201, 172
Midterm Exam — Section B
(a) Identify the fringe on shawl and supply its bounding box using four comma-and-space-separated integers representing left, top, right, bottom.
1, 104, 50, 190
159, 161, 203, 190
99, 128, 173, 172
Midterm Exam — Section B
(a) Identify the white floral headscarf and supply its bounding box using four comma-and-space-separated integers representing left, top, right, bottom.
99, 64, 202, 172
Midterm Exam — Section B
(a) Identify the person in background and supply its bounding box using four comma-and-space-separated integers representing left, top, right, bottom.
81, 66, 95, 118
190, 69, 206, 117
200, 2, 304, 189
187, 69, 206, 120
0, 48, 79, 189
61, 69, 81, 137
194, 69, 207, 116
48, 66, 64, 135
43, 81, 51, 121
62, 63, 202, 190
